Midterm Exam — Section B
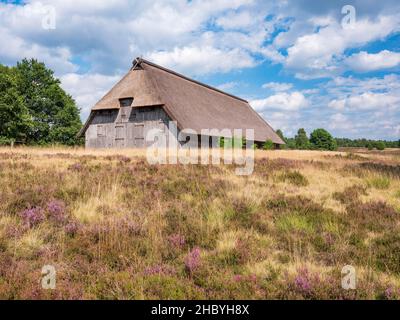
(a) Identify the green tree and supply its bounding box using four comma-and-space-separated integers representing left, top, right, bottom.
295, 128, 309, 149
219, 136, 244, 149
310, 128, 337, 151
374, 141, 385, 151
276, 129, 285, 142
14, 58, 82, 145
275, 129, 287, 149
0, 65, 32, 143
285, 138, 296, 149
263, 139, 274, 150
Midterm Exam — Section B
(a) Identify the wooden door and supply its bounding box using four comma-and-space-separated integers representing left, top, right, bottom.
115, 124, 126, 148
134, 123, 144, 147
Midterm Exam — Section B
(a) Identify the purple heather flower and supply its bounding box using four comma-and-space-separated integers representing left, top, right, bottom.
47, 199, 66, 223
68, 163, 83, 171
118, 155, 131, 163
185, 247, 201, 274
65, 221, 79, 236
144, 264, 176, 276
20, 207, 45, 227
294, 268, 312, 295
248, 274, 257, 283
295, 275, 311, 292
233, 274, 257, 283
168, 233, 185, 248
385, 287, 394, 300
233, 275, 242, 282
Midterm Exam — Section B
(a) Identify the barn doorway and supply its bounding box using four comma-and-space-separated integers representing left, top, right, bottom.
134, 123, 144, 147
115, 124, 126, 147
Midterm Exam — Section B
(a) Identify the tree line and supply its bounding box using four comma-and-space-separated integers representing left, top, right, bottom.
270, 128, 400, 151
0, 59, 82, 146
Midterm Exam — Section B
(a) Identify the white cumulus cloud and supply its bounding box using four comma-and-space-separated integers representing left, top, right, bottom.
283, 15, 400, 78
328, 92, 400, 111
250, 92, 309, 112
345, 50, 400, 72
147, 46, 256, 75
60, 73, 121, 119
262, 82, 293, 92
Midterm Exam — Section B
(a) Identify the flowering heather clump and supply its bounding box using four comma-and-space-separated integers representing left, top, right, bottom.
47, 199, 66, 224
383, 286, 400, 300
19, 207, 45, 227
359, 200, 397, 218
115, 216, 142, 235
118, 155, 131, 163
68, 163, 83, 171
65, 221, 79, 236
233, 275, 243, 282
235, 238, 252, 264
2, 147, 400, 300
144, 264, 176, 276
233, 274, 257, 283
185, 247, 201, 274
294, 268, 317, 297
385, 287, 394, 300
168, 233, 185, 248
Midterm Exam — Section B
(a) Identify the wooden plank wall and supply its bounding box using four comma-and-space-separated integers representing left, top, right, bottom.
85, 106, 171, 148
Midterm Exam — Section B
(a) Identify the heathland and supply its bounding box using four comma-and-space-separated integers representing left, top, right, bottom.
0, 147, 399, 299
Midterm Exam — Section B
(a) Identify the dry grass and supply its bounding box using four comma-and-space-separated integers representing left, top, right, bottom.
0, 146, 400, 299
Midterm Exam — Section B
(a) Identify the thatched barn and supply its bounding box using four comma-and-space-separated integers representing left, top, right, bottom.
78, 58, 284, 148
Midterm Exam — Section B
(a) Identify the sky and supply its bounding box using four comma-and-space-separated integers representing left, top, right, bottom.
0, 0, 399, 140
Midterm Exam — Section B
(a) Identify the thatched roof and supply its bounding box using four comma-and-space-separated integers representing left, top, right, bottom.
80, 58, 284, 144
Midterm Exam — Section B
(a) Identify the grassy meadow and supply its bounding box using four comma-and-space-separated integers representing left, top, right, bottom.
0, 147, 400, 299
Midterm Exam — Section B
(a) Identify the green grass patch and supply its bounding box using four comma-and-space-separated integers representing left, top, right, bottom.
366, 176, 391, 190
322, 219, 340, 235
275, 214, 314, 233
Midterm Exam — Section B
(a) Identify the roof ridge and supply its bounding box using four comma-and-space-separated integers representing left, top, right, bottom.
133, 57, 248, 103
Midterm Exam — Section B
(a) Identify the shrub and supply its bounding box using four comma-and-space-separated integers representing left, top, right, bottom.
185, 247, 201, 274
143, 264, 176, 276
346, 200, 397, 231
219, 136, 243, 149
310, 129, 337, 151
333, 185, 367, 204
374, 141, 386, 151
373, 234, 400, 274
347, 162, 400, 179
294, 268, 315, 297
295, 128, 310, 149
0, 137, 15, 146
47, 199, 67, 223
143, 275, 205, 299
65, 221, 79, 236
266, 195, 324, 216
278, 170, 309, 186
382, 287, 400, 300
19, 207, 45, 227
167, 233, 186, 249
230, 198, 258, 228
263, 139, 274, 150
255, 158, 302, 176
